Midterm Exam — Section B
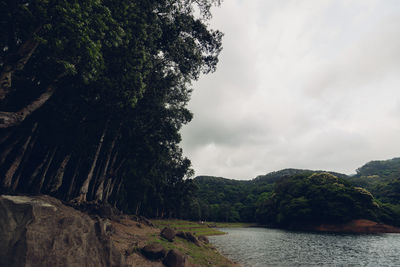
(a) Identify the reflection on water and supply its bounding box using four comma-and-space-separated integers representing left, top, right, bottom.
208, 227, 400, 267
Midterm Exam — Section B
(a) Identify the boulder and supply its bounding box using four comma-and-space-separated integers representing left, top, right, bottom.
161, 227, 176, 242
185, 232, 201, 246
141, 243, 166, 260
0, 195, 124, 267
164, 249, 188, 267
176, 231, 201, 246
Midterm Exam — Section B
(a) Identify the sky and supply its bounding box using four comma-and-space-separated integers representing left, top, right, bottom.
180, 0, 400, 180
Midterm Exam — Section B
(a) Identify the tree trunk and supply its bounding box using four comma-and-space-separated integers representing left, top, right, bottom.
95, 133, 119, 202
135, 202, 140, 215
47, 154, 71, 193
2, 123, 37, 189
0, 134, 21, 166
36, 147, 57, 193
75, 122, 108, 203
88, 155, 104, 201
66, 161, 80, 200
0, 85, 55, 128
11, 133, 38, 191
27, 149, 50, 187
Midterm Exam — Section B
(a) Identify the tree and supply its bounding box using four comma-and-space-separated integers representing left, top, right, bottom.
0, 0, 223, 215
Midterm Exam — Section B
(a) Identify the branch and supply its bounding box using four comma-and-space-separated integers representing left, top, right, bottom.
0, 86, 54, 128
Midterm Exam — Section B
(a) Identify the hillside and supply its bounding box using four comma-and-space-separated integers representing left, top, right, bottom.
193, 159, 400, 228
346, 157, 400, 204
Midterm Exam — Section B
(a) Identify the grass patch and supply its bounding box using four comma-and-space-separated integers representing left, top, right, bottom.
152, 219, 256, 236
146, 233, 236, 267
214, 222, 256, 228
148, 219, 251, 266
152, 219, 227, 236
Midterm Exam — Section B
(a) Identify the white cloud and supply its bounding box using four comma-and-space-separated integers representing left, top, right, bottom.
181, 0, 400, 179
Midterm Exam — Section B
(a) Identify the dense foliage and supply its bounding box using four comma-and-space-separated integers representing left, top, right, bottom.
193, 165, 400, 227
347, 158, 400, 204
192, 169, 350, 222
256, 173, 396, 227
0, 0, 222, 217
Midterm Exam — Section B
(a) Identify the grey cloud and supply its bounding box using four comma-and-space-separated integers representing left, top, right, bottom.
181, 0, 400, 180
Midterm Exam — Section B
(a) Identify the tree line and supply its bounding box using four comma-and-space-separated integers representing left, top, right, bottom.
191, 162, 400, 227
0, 0, 222, 217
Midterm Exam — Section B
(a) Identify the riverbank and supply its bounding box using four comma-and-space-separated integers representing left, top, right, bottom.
0, 194, 241, 266
112, 218, 242, 266
311, 219, 400, 233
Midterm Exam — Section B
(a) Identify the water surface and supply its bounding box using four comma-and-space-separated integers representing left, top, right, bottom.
208, 227, 400, 266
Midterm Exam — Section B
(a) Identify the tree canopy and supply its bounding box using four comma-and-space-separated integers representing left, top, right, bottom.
0, 0, 222, 217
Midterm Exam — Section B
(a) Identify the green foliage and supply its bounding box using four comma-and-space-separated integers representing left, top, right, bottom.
255, 172, 400, 228
0, 0, 222, 220
192, 166, 400, 228
347, 157, 400, 204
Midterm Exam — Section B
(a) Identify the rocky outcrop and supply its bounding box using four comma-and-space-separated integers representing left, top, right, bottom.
0, 195, 124, 267
163, 249, 188, 267
141, 243, 166, 260
176, 231, 200, 246
160, 227, 176, 242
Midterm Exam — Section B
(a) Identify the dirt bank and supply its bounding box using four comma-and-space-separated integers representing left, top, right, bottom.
313, 219, 400, 233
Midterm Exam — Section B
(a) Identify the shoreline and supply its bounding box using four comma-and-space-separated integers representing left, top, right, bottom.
310, 219, 400, 234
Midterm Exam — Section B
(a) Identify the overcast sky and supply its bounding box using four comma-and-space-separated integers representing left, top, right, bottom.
181, 0, 400, 180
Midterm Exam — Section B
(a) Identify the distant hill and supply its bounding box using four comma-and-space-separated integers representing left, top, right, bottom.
192, 157, 400, 223
253, 168, 348, 185
347, 157, 400, 204
193, 168, 349, 222
355, 157, 400, 180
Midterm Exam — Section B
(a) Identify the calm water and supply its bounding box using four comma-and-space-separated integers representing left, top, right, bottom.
208, 227, 400, 267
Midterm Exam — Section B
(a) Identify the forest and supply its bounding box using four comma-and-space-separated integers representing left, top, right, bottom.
0, 0, 221, 218
191, 158, 400, 227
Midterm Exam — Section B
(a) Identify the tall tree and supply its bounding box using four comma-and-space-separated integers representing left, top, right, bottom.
0, 0, 222, 214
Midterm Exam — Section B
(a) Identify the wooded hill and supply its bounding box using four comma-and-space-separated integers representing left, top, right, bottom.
192, 158, 400, 226
0, 0, 222, 218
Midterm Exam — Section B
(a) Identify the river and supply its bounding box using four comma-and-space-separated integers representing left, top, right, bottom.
208, 227, 400, 266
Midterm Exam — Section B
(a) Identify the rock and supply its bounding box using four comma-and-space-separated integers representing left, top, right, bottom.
176, 231, 187, 239
198, 235, 209, 244
0, 195, 124, 267
141, 243, 166, 260
164, 249, 188, 267
139, 216, 154, 227
161, 227, 176, 242
185, 232, 201, 246
176, 231, 201, 246
72, 201, 118, 219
